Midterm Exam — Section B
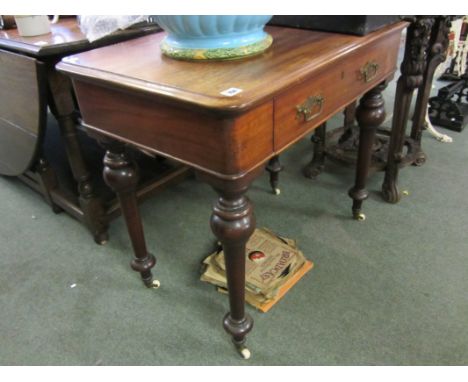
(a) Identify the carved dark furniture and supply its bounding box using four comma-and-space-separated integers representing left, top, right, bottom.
57, 23, 407, 358
0, 18, 189, 254
300, 17, 454, 204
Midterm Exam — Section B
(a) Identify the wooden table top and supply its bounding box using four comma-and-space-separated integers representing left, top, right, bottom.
0, 17, 160, 58
57, 22, 407, 114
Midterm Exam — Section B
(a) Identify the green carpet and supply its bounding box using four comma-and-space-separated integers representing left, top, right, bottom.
1, 110, 467, 366
1, 54, 468, 366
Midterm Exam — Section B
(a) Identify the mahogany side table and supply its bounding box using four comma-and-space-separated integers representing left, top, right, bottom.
57, 23, 407, 358
0, 17, 188, 249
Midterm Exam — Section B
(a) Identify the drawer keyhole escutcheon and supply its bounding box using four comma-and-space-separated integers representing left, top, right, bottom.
296, 95, 325, 122
360, 61, 379, 83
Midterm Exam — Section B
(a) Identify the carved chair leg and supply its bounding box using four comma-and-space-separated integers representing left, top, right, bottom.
265, 155, 283, 195
303, 122, 327, 179
198, 170, 260, 359
349, 83, 387, 221
102, 141, 158, 289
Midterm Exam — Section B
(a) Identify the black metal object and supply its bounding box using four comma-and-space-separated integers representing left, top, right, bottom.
429, 75, 468, 131
269, 15, 401, 36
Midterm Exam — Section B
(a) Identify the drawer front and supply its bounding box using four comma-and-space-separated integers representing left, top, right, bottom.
273, 32, 400, 151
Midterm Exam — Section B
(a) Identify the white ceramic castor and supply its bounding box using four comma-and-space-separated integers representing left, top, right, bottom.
236, 345, 251, 360
148, 279, 161, 289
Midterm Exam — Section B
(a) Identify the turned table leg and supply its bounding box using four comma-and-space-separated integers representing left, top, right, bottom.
303, 122, 327, 179
198, 170, 260, 359
47, 69, 108, 244
265, 155, 283, 195
349, 83, 387, 220
102, 141, 159, 289
382, 17, 434, 203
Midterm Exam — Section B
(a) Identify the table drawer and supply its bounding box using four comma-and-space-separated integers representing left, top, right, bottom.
273, 33, 400, 151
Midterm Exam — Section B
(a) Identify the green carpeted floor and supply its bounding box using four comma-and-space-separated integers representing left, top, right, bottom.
1, 51, 468, 366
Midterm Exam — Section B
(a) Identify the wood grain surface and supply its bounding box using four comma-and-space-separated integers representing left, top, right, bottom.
57, 23, 407, 114
0, 17, 159, 58
59, 22, 407, 179
0, 49, 47, 175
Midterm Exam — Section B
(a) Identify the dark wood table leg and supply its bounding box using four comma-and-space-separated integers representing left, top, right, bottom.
102, 141, 159, 289
265, 155, 283, 195
349, 82, 387, 220
33, 157, 63, 214
382, 17, 434, 203
197, 169, 261, 359
410, 16, 452, 165
303, 122, 327, 179
47, 69, 109, 244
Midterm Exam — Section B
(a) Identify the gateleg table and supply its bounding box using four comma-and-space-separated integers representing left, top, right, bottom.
0, 17, 189, 249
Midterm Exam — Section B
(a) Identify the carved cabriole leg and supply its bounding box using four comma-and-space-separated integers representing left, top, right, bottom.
265, 155, 283, 195
348, 82, 387, 220
303, 122, 327, 179
410, 16, 452, 165
47, 69, 108, 244
197, 168, 261, 359
102, 141, 159, 289
382, 17, 434, 203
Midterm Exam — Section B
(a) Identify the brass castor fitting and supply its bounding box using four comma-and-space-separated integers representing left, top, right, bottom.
353, 212, 366, 221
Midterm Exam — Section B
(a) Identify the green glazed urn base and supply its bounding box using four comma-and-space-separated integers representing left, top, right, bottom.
160, 34, 273, 61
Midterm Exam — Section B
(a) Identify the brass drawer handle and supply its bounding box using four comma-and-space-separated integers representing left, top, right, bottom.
360, 61, 379, 83
296, 95, 324, 122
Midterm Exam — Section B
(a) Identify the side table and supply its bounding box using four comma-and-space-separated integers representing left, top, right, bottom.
58, 23, 407, 358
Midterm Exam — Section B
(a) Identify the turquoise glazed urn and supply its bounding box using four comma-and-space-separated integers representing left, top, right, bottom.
154, 15, 273, 60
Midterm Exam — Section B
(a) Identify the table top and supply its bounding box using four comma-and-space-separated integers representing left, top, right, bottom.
57, 22, 407, 114
0, 17, 160, 58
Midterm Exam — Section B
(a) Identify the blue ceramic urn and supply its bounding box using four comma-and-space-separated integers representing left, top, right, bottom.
153, 15, 273, 60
